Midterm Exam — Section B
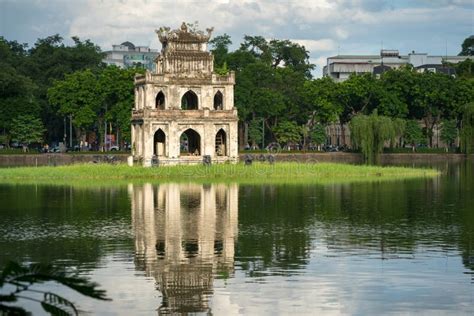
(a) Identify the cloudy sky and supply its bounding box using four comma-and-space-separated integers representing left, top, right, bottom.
0, 0, 472, 77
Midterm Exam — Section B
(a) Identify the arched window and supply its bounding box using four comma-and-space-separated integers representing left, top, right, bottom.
180, 129, 201, 156
215, 129, 227, 156
153, 129, 166, 156
213, 91, 223, 110
155, 91, 165, 109
181, 90, 198, 110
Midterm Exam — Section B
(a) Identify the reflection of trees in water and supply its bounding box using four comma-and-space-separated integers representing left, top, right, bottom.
456, 161, 474, 278
314, 170, 473, 263
0, 185, 131, 268
237, 185, 313, 276
131, 183, 238, 314
237, 162, 474, 278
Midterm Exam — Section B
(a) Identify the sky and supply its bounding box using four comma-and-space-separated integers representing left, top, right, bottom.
0, 0, 473, 77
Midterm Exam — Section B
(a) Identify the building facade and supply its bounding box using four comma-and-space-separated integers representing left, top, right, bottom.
103, 41, 159, 71
323, 50, 471, 82
131, 23, 239, 166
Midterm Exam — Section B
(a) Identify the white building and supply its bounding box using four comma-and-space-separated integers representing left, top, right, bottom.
323, 50, 472, 82
103, 41, 159, 71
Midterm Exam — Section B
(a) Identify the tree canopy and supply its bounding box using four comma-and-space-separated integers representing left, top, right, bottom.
0, 32, 472, 158
459, 36, 474, 56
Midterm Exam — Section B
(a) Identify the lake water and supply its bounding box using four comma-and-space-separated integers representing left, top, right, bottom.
0, 161, 473, 315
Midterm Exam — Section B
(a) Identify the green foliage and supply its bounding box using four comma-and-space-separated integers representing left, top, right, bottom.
0, 261, 110, 315
248, 119, 263, 147
440, 119, 458, 148
0, 134, 9, 145
0, 34, 104, 143
215, 61, 229, 75
350, 113, 398, 164
10, 115, 45, 146
209, 33, 232, 68
48, 69, 101, 138
302, 77, 341, 123
460, 102, 474, 154
47, 66, 141, 144
459, 36, 474, 56
454, 59, 473, 78
404, 120, 424, 148
99, 66, 142, 143
1, 32, 473, 152
310, 124, 327, 145
274, 121, 301, 146
234, 61, 286, 130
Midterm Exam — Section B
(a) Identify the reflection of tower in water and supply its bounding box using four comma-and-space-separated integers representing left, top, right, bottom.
130, 183, 238, 314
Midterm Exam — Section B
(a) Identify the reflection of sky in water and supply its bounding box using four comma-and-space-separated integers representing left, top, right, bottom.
1, 162, 473, 315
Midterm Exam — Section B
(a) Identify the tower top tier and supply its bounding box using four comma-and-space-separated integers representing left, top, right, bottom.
154, 22, 217, 76
156, 22, 214, 53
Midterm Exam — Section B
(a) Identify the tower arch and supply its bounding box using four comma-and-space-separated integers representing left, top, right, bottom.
213, 91, 223, 110
215, 129, 227, 156
180, 128, 201, 156
153, 129, 166, 156
181, 90, 198, 110
156, 91, 165, 109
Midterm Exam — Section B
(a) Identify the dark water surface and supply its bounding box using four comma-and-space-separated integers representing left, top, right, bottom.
0, 162, 473, 315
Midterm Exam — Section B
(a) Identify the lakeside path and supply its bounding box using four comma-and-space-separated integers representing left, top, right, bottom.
0, 162, 440, 186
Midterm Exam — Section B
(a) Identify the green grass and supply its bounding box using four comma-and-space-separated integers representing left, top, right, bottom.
0, 162, 439, 186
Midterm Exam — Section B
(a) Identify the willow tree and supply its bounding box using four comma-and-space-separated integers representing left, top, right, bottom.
350, 112, 398, 164
460, 102, 474, 154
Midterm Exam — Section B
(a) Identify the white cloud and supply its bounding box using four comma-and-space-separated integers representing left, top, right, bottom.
292, 39, 337, 52
309, 57, 330, 73
1, 0, 471, 78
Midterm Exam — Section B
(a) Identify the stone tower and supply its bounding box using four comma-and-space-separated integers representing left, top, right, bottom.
131, 22, 239, 166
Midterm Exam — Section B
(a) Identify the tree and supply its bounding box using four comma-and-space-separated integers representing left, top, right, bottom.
248, 119, 263, 148
460, 102, 474, 154
458, 36, 474, 56
390, 118, 406, 148
10, 115, 45, 151
47, 69, 102, 142
407, 71, 455, 147
440, 119, 458, 151
274, 121, 301, 148
350, 112, 397, 164
268, 39, 314, 77
454, 59, 473, 78
302, 77, 341, 125
99, 66, 143, 146
404, 120, 424, 152
0, 38, 40, 138
0, 261, 109, 315
209, 33, 232, 69
310, 124, 327, 150
234, 61, 286, 146
239, 36, 314, 78
27, 35, 104, 142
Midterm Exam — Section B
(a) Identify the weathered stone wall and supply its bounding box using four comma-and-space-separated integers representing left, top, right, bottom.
134, 74, 235, 111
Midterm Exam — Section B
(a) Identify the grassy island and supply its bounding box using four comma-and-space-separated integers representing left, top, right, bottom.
0, 162, 439, 186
